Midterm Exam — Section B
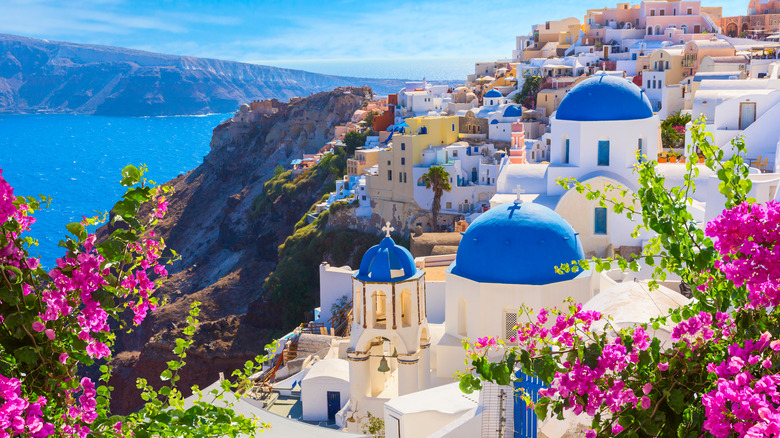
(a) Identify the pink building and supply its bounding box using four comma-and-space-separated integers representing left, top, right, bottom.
584, 1, 721, 44
508, 123, 527, 164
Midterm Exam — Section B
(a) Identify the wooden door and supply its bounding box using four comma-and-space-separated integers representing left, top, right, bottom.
326, 391, 340, 422
740, 102, 756, 130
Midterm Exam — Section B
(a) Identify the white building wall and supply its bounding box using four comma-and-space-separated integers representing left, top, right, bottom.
546, 117, 660, 196
318, 264, 357, 324
489, 122, 513, 141
659, 84, 685, 119
301, 375, 350, 422
425, 281, 446, 324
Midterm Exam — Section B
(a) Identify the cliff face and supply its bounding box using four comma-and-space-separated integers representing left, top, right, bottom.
0, 34, 407, 116
108, 87, 370, 414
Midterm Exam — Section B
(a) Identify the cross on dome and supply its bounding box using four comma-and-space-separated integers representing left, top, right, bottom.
514, 185, 526, 203
382, 221, 395, 238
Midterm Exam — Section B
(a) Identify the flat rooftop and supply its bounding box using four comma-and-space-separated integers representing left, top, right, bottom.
422, 265, 449, 282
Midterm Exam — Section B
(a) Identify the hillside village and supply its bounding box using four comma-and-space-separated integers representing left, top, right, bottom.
209, 0, 780, 436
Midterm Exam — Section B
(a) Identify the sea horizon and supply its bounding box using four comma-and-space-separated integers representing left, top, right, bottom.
253, 56, 505, 82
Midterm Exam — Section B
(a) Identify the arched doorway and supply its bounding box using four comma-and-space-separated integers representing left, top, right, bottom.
726, 22, 738, 37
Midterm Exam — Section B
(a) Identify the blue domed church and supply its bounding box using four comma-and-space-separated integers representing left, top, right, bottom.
434, 201, 592, 381
493, 74, 661, 259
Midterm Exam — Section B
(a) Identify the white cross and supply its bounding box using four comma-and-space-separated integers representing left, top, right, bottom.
514, 185, 526, 203
382, 221, 395, 238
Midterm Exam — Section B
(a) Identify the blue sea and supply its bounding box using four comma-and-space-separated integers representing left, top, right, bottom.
0, 114, 230, 266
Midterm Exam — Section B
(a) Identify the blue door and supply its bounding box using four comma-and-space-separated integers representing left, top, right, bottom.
514, 372, 545, 438
327, 391, 341, 422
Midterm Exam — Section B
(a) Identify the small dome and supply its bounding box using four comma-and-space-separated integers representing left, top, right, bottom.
490, 119, 499, 124
503, 105, 522, 118
484, 89, 502, 98
357, 237, 417, 282
556, 75, 653, 122
450, 202, 584, 285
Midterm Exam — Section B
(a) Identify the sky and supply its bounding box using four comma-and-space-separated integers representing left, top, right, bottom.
0, 0, 748, 64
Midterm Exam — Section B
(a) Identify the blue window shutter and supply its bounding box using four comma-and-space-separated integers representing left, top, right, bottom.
564, 139, 570, 164
598, 141, 610, 166
595, 207, 607, 234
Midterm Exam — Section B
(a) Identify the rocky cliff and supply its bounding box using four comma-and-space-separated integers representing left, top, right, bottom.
107, 87, 376, 413
0, 34, 407, 116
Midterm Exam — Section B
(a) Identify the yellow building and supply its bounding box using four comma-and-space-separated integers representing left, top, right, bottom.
536, 77, 588, 116
643, 48, 685, 85
368, 116, 460, 205
521, 17, 582, 61
537, 88, 571, 116
347, 148, 380, 176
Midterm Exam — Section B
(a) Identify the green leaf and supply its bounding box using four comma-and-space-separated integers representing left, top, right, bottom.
667, 389, 687, 416
66, 222, 85, 238
160, 369, 173, 381
535, 397, 550, 419
14, 346, 39, 364
120, 165, 142, 187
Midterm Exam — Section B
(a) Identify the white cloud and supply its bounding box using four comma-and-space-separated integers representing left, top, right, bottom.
0, 0, 238, 37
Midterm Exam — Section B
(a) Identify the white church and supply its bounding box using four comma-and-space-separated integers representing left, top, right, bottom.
255, 74, 780, 438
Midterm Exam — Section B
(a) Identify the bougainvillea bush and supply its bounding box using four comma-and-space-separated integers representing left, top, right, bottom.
459, 120, 780, 437
0, 165, 267, 437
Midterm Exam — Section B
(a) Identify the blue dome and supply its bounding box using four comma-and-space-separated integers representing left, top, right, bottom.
356, 237, 417, 282
503, 105, 522, 118
450, 202, 584, 285
490, 119, 499, 124
556, 75, 653, 122
484, 89, 502, 98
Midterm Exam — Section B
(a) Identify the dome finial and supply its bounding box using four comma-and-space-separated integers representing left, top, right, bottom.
382, 221, 395, 238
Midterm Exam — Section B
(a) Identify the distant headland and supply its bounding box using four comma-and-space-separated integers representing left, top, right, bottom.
0, 34, 418, 117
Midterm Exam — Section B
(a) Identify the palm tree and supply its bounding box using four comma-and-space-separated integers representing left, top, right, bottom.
421, 165, 452, 231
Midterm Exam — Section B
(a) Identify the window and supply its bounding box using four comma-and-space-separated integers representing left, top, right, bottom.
387, 170, 392, 181
446, 202, 452, 209
452, 124, 455, 131
594, 207, 607, 235
687, 8, 692, 15
401, 157, 405, 165
362, 195, 366, 200
650, 9, 655, 16
637, 138, 643, 162
660, 9, 665, 15
372, 291, 387, 328
503, 310, 519, 344
401, 142, 405, 151
598, 140, 610, 166
387, 160, 391, 165
401, 290, 412, 327
452, 151, 458, 157
457, 298, 467, 335
563, 138, 570, 164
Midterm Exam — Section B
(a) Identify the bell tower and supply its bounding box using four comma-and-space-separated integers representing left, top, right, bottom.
345, 223, 430, 425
